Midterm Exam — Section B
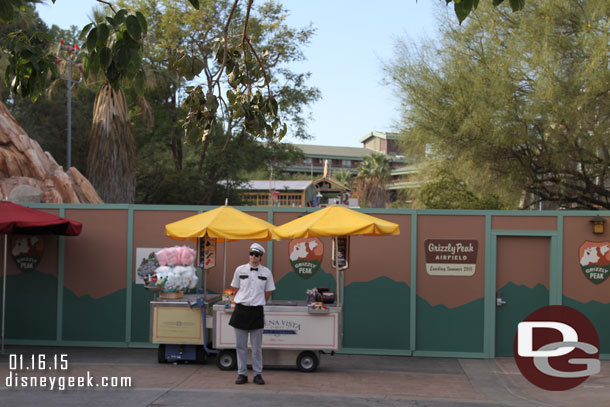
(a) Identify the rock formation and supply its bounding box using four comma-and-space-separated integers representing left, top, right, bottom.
0, 101, 102, 203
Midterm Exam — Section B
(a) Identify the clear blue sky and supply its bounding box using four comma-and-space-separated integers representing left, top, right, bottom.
36, 0, 443, 148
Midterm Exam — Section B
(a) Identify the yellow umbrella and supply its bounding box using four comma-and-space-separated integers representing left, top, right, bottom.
274, 205, 399, 304
165, 206, 277, 293
274, 205, 399, 239
165, 206, 276, 242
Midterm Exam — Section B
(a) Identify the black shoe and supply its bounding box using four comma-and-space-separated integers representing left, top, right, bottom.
235, 375, 247, 384
253, 375, 265, 385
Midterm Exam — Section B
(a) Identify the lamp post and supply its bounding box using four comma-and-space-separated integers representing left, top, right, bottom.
58, 41, 83, 170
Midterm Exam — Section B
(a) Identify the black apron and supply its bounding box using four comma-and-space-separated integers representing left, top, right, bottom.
229, 303, 265, 330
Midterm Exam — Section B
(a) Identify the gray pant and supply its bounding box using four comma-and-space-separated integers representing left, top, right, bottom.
234, 327, 263, 376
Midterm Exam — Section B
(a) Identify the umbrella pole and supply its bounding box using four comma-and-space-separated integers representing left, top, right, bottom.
334, 236, 341, 305
198, 238, 206, 301
222, 240, 227, 292
2, 234, 7, 353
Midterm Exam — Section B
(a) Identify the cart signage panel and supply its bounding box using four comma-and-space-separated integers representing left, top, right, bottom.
200, 236, 216, 269
424, 239, 478, 276
151, 305, 203, 344
215, 310, 340, 349
289, 238, 323, 280
331, 236, 350, 271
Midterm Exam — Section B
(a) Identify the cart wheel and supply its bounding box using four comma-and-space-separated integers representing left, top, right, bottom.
296, 351, 319, 372
216, 349, 237, 370
157, 344, 167, 364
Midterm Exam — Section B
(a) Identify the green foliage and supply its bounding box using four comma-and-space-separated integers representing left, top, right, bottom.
446, 0, 525, 23
0, 0, 29, 23
165, 0, 314, 145
1, 8, 94, 173
333, 169, 353, 188
419, 170, 504, 209
1, 24, 57, 102
353, 152, 391, 208
78, 9, 147, 92
119, 0, 318, 204
387, 0, 610, 209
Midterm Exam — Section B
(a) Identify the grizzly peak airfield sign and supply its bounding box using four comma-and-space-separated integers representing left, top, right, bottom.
424, 239, 478, 276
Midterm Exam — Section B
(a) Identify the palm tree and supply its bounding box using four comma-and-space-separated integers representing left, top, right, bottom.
333, 169, 353, 189
87, 83, 137, 203
82, 7, 151, 203
353, 152, 391, 208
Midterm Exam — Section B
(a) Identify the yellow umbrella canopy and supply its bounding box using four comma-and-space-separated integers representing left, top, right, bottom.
165, 206, 276, 242
274, 205, 400, 239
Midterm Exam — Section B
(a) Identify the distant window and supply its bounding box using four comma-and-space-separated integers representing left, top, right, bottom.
342, 160, 351, 167
303, 158, 312, 164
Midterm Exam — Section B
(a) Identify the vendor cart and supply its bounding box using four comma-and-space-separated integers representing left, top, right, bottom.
150, 293, 220, 363
213, 300, 342, 372
153, 206, 278, 364
151, 205, 398, 371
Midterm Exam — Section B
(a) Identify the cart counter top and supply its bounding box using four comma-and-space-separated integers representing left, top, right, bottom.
213, 300, 341, 313
150, 293, 221, 305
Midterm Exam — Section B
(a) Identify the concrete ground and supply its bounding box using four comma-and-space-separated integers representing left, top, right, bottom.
1, 346, 609, 407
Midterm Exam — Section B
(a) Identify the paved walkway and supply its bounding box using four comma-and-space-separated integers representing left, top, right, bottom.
1, 347, 609, 406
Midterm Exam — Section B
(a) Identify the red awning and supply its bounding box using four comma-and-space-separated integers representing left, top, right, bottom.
0, 201, 82, 236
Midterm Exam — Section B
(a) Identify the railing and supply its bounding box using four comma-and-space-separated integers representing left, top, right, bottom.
241, 192, 305, 207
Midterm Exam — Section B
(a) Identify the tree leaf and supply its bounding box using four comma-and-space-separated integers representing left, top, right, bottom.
105, 16, 116, 27
125, 15, 141, 40
268, 97, 278, 117
0, 0, 15, 23
105, 62, 120, 85
96, 23, 110, 48
135, 11, 147, 36
206, 94, 218, 112
114, 9, 127, 25
226, 89, 236, 104
278, 122, 287, 140
88, 49, 99, 75
187, 0, 200, 10
508, 0, 525, 11
191, 57, 204, 77
454, 0, 474, 24
82, 55, 89, 79
78, 22, 95, 40
99, 46, 112, 70
492, 0, 505, 5
86, 26, 98, 51
114, 45, 131, 70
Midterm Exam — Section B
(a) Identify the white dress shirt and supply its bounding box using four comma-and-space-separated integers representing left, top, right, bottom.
230, 264, 275, 306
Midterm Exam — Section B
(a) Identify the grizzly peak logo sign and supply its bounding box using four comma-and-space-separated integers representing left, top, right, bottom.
289, 238, 323, 280
579, 241, 610, 284
11, 235, 44, 272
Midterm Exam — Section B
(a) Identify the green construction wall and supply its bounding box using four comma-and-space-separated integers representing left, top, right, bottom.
2, 205, 610, 359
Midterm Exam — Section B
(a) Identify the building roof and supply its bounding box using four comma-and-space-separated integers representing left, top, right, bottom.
313, 176, 350, 192
291, 144, 373, 159
237, 180, 313, 191
359, 131, 402, 144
